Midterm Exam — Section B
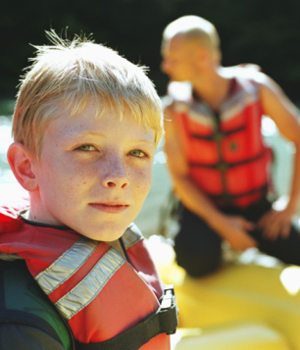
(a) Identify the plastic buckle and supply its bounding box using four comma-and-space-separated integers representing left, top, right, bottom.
161, 285, 175, 310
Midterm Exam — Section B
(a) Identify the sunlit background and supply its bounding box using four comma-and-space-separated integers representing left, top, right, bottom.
1, 3, 300, 345
0, 0, 298, 243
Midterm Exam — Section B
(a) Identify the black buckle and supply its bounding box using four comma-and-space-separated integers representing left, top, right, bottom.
160, 285, 178, 335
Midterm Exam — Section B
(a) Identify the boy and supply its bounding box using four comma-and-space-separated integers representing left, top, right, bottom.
0, 31, 177, 349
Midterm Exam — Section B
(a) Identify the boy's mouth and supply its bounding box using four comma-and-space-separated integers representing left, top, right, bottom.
89, 203, 129, 213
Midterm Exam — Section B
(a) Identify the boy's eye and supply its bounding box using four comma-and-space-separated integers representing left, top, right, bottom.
75, 144, 96, 152
129, 149, 147, 158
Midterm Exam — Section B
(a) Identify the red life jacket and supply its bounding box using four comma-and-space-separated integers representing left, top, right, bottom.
0, 199, 176, 349
169, 72, 273, 208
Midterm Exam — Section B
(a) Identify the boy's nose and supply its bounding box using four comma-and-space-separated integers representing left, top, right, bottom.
105, 179, 128, 189
101, 159, 129, 189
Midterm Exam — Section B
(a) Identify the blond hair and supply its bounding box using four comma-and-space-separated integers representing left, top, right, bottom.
162, 15, 221, 64
13, 30, 163, 157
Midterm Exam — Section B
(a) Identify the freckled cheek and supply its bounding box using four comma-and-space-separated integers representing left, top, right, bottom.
133, 169, 152, 192
48, 162, 92, 193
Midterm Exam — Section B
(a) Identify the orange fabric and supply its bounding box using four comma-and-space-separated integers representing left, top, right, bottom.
173, 76, 272, 207
0, 202, 170, 349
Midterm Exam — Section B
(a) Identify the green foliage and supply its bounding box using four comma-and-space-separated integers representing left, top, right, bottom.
1, 0, 300, 101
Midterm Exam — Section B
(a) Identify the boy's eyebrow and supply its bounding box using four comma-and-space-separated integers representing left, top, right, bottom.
69, 131, 155, 144
71, 131, 107, 138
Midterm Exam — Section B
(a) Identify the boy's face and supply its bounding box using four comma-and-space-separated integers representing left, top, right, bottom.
30, 102, 156, 241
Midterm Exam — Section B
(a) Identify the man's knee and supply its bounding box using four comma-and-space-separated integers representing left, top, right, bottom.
175, 246, 221, 277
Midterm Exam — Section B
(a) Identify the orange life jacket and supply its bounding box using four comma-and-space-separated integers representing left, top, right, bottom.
0, 201, 176, 349
169, 73, 273, 207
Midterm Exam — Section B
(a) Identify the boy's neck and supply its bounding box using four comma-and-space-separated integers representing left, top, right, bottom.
19, 208, 69, 230
20, 209, 129, 261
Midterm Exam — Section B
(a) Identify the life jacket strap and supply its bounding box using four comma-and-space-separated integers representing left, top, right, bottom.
75, 285, 178, 350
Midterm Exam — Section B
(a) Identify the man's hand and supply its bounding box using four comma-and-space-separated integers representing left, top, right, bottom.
213, 215, 257, 251
257, 207, 293, 240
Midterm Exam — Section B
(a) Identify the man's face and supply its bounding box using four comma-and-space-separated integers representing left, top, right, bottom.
30, 102, 156, 241
161, 35, 197, 82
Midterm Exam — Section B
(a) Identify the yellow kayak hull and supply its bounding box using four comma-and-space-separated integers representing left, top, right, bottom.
148, 237, 300, 349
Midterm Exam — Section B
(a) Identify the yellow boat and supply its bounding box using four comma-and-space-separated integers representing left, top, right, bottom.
147, 235, 300, 350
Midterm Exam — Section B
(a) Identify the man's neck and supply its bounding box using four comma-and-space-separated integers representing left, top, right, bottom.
191, 67, 233, 111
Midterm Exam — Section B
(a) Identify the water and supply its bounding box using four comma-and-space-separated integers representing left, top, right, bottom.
0, 115, 15, 183
0, 100, 294, 237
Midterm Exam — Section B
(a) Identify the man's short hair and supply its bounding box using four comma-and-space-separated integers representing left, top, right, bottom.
162, 15, 221, 63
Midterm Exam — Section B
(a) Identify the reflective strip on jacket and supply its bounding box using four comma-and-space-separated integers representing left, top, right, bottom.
0, 202, 171, 349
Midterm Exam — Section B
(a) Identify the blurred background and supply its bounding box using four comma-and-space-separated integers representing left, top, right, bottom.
2, 0, 300, 99
0, 0, 298, 235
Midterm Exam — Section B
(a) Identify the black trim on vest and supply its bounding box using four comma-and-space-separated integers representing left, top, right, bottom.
188, 148, 267, 170
119, 237, 132, 264
208, 183, 269, 202
18, 210, 70, 230
75, 286, 178, 350
191, 125, 246, 141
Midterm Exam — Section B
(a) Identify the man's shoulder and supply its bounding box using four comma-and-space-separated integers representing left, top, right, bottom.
167, 82, 192, 100
220, 64, 265, 84
162, 82, 194, 116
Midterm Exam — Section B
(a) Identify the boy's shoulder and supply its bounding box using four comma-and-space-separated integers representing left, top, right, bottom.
122, 223, 144, 248
0, 259, 73, 349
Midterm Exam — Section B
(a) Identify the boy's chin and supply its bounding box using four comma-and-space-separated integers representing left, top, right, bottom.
79, 226, 127, 242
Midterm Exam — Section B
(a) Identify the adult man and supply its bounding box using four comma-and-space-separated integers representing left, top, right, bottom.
161, 15, 300, 277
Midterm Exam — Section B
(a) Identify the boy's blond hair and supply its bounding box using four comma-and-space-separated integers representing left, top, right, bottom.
13, 31, 163, 158
162, 15, 221, 64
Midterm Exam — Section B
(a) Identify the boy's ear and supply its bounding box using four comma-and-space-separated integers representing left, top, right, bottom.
7, 142, 38, 191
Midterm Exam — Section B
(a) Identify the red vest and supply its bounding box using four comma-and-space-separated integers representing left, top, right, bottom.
0, 200, 171, 349
170, 73, 273, 207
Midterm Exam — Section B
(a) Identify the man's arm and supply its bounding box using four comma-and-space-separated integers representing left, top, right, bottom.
164, 106, 257, 251
257, 73, 300, 239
